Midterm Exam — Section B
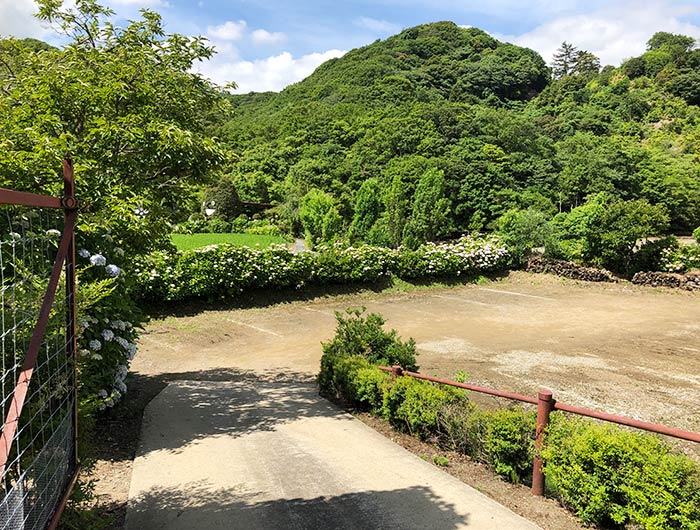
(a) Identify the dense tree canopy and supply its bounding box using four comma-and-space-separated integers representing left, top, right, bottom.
209, 24, 700, 248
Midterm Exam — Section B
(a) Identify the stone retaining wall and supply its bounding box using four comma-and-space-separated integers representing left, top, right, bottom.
525, 257, 617, 283
631, 271, 700, 291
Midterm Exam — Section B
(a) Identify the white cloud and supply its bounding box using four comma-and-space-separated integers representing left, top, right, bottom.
497, 1, 700, 67
197, 49, 347, 93
355, 17, 400, 34
206, 20, 247, 41
251, 29, 287, 45
0, 0, 49, 39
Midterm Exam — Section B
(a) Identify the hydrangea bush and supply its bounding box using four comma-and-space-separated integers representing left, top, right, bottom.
74, 231, 143, 413
313, 243, 399, 284
660, 243, 700, 272
1, 219, 142, 414
133, 235, 510, 302
397, 236, 509, 279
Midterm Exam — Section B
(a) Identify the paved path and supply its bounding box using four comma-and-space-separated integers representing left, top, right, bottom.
125, 378, 541, 530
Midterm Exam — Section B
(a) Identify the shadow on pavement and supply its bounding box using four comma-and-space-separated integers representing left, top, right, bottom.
136, 376, 349, 456
126, 483, 469, 530
94, 367, 319, 464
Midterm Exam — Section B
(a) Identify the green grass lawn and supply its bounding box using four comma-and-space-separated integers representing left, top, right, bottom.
171, 233, 287, 251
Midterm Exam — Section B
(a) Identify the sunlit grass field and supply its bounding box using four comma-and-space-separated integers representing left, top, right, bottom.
171, 233, 287, 251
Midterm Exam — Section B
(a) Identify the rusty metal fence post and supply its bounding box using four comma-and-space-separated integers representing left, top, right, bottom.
532, 389, 553, 496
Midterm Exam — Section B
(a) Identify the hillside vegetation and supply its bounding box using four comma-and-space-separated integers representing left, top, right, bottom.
212, 22, 700, 261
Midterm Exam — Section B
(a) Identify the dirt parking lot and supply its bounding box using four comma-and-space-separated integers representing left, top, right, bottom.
95, 271, 700, 528
135, 271, 700, 435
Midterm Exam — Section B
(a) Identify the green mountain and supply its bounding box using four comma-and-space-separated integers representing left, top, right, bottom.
214, 23, 700, 245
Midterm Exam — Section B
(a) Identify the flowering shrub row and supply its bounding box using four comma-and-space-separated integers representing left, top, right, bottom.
132, 236, 509, 302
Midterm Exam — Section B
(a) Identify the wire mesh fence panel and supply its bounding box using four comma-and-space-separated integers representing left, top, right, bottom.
0, 204, 77, 530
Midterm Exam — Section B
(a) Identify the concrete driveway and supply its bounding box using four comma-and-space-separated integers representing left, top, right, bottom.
125, 377, 541, 529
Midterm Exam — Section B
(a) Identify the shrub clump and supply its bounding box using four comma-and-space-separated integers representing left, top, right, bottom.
318, 308, 417, 401
543, 414, 700, 529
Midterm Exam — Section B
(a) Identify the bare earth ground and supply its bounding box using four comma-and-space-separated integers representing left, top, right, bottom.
89, 272, 700, 529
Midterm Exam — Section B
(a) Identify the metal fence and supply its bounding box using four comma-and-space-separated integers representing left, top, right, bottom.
0, 159, 79, 530
379, 365, 700, 496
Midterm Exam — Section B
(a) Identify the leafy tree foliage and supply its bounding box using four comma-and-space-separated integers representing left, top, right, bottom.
403, 168, 450, 248
497, 208, 553, 264
0, 0, 229, 252
552, 42, 600, 79
350, 178, 382, 240
299, 188, 343, 246
549, 193, 669, 274
213, 23, 700, 250
203, 179, 242, 222
552, 42, 578, 78
7, 11, 700, 259
646, 32, 696, 53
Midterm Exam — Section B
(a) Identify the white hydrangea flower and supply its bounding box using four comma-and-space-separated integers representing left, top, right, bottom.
78, 248, 90, 258
46, 229, 61, 238
89, 339, 102, 351
90, 254, 107, 266
91, 353, 102, 361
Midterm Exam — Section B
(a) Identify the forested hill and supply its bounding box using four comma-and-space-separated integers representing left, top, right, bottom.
266, 22, 547, 105
215, 22, 700, 247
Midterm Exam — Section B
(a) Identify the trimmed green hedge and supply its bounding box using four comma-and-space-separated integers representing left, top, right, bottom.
319, 309, 700, 530
543, 415, 700, 529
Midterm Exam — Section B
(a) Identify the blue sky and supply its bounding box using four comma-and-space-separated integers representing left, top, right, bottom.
3, 0, 700, 92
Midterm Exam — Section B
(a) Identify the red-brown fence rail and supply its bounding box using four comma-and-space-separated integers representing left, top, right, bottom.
378, 365, 700, 496
0, 158, 79, 530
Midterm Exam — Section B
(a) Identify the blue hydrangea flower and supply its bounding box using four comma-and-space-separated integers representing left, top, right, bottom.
105, 264, 121, 277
